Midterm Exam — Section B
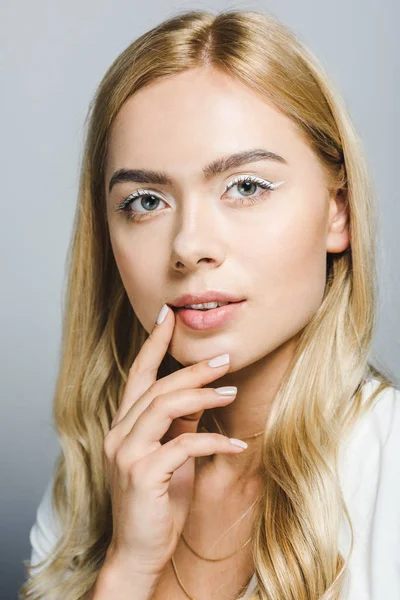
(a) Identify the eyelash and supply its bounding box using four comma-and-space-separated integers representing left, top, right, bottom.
114, 174, 284, 223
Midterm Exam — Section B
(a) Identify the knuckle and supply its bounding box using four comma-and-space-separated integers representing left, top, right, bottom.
129, 359, 157, 380
115, 447, 130, 472
146, 394, 162, 413
176, 433, 192, 448
186, 363, 199, 377
145, 380, 158, 397
103, 432, 116, 458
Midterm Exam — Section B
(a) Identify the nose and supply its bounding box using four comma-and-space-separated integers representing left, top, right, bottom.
170, 198, 226, 272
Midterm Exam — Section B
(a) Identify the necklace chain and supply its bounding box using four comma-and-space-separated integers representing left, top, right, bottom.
171, 410, 263, 599
208, 408, 265, 440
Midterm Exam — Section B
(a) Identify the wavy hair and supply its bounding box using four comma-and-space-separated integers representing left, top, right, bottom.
19, 9, 396, 600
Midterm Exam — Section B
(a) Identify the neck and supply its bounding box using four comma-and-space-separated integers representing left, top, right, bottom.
199, 334, 299, 482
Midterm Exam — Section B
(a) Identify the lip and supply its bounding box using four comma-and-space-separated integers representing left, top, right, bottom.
174, 300, 246, 330
167, 290, 246, 308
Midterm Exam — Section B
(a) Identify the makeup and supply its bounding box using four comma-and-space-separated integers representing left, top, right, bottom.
175, 300, 246, 330
114, 176, 286, 222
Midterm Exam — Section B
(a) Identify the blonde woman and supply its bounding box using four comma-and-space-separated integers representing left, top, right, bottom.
19, 9, 400, 600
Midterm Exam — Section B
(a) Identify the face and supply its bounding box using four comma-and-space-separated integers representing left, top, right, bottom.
104, 67, 349, 372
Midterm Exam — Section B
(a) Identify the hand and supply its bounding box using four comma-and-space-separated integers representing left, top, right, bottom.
102, 305, 244, 577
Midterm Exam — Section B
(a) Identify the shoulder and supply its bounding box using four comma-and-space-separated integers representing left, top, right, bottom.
339, 377, 400, 495
340, 378, 400, 464
338, 378, 400, 597
29, 473, 62, 575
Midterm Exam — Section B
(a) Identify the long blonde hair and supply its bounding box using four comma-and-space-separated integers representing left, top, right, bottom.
19, 9, 396, 600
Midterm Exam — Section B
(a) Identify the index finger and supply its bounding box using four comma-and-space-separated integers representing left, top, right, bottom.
113, 304, 175, 425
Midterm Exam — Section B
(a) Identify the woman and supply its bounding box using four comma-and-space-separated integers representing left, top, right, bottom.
19, 9, 400, 600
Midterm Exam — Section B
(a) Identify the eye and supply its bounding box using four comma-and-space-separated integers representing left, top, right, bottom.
115, 175, 285, 223
224, 174, 282, 201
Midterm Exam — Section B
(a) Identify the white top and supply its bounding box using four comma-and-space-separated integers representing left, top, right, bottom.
29, 378, 400, 599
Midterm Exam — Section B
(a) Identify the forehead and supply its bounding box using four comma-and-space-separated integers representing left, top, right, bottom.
106, 68, 317, 183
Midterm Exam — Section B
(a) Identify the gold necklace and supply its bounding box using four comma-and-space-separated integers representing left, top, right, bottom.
207, 409, 265, 440
171, 411, 264, 599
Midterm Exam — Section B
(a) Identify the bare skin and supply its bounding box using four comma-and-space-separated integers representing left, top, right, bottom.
149, 456, 261, 599
105, 65, 349, 480
103, 66, 350, 597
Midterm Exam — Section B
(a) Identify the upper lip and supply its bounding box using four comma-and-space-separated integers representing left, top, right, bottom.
167, 291, 246, 308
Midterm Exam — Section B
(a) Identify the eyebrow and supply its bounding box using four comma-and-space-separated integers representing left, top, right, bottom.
108, 148, 287, 194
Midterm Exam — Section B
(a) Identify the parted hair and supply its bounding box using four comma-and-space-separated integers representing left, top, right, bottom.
19, 9, 395, 600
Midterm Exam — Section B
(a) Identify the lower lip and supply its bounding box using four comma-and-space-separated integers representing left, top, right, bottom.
174, 301, 246, 330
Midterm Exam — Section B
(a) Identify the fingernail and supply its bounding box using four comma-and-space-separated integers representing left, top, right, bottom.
229, 438, 248, 449
215, 386, 237, 395
208, 353, 230, 368
156, 304, 169, 325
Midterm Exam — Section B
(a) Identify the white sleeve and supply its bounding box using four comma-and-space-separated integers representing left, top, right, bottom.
338, 381, 400, 599
367, 385, 400, 598
29, 474, 63, 577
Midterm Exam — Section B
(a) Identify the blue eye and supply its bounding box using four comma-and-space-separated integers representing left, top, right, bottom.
115, 174, 285, 223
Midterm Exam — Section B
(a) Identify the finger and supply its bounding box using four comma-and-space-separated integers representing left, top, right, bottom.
113, 354, 232, 437
160, 409, 205, 443
113, 304, 175, 426
134, 432, 247, 494
116, 387, 237, 463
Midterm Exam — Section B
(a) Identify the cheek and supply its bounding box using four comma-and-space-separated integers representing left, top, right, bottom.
248, 201, 328, 329
109, 233, 161, 323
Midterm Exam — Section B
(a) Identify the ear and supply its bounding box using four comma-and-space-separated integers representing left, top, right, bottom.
326, 187, 350, 253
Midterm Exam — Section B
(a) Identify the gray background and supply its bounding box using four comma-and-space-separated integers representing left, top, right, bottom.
1, 0, 399, 598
